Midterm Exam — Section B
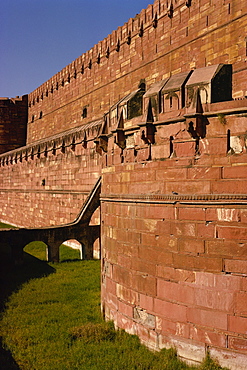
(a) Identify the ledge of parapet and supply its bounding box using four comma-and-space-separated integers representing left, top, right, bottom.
204, 99, 247, 113
1, 97, 246, 164
29, 118, 103, 146
203, 108, 247, 117
100, 193, 247, 204
153, 117, 186, 125
0, 119, 103, 164
185, 107, 247, 119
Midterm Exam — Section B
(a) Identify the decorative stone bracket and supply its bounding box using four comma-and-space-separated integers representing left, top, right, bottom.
114, 110, 126, 149
139, 98, 156, 144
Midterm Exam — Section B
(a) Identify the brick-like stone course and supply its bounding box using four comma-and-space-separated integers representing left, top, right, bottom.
25, 0, 247, 143
0, 0, 247, 369
0, 142, 101, 227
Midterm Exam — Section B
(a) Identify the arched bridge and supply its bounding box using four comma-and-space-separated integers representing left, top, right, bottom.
0, 177, 101, 264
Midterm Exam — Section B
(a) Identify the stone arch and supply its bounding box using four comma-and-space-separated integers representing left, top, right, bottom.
165, 91, 179, 110
0, 177, 102, 265
198, 86, 208, 104
23, 241, 48, 261
59, 239, 83, 261
92, 237, 100, 259
88, 207, 101, 260
89, 206, 100, 226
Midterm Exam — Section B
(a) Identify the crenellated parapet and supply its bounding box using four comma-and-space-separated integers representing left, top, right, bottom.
2, 64, 247, 169
27, 0, 169, 106
27, 0, 247, 105
27, 0, 247, 143
0, 118, 102, 166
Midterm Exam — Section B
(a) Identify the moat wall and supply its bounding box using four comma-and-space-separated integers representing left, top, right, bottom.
0, 0, 247, 368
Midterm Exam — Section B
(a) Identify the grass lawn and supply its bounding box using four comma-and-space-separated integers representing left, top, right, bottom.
0, 242, 227, 370
0, 222, 16, 228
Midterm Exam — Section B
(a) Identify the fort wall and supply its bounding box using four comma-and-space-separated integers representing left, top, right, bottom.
0, 123, 101, 227
100, 111, 247, 368
27, 0, 247, 143
0, 0, 247, 368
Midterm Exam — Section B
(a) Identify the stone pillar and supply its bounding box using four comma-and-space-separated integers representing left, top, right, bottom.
11, 244, 24, 265
79, 238, 93, 260
47, 244, 60, 262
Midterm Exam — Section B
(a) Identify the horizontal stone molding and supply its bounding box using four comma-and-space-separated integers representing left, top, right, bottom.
101, 193, 247, 205
0, 189, 88, 195
0, 119, 102, 164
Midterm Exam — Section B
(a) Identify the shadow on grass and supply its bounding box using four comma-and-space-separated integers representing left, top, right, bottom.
0, 252, 55, 309
60, 258, 82, 263
0, 336, 20, 370
0, 252, 55, 370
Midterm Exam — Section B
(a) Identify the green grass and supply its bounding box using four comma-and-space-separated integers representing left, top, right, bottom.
0, 221, 15, 228
23, 241, 81, 262
0, 243, 228, 370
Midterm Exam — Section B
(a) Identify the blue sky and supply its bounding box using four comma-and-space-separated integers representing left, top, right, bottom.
0, 0, 152, 98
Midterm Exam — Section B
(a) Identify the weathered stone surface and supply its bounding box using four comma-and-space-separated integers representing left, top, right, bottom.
1, 1, 247, 368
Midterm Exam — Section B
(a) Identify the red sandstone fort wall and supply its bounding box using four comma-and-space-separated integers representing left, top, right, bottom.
100, 106, 247, 368
0, 137, 101, 227
0, 0, 247, 368
27, 0, 247, 143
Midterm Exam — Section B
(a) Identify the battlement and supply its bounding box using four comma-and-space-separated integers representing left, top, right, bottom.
1, 63, 246, 167
26, 0, 247, 144
28, 0, 247, 103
